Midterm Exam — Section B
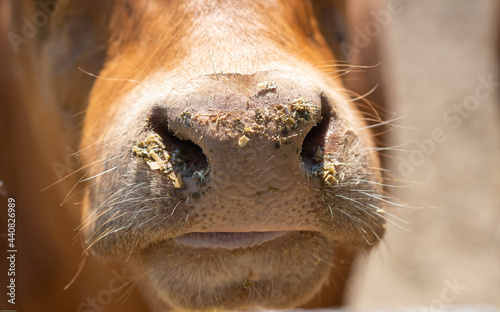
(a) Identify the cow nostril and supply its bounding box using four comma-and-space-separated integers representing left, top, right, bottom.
156, 124, 208, 169
300, 94, 335, 174
147, 111, 210, 186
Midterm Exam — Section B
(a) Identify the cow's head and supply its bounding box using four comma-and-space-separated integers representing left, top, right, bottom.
12, 0, 386, 310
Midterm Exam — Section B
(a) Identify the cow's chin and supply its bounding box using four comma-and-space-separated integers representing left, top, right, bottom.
137, 231, 333, 311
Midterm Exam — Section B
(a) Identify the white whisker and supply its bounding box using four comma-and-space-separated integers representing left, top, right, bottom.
80, 166, 118, 182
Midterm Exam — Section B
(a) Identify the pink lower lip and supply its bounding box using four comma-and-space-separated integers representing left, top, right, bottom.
173, 231, 288, 249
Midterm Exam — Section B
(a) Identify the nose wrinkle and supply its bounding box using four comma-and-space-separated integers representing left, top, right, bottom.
207, 146, 301, 206
214, 147, 260, 186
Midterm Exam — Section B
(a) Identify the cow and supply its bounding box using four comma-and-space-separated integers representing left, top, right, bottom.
0, 0, 389, 310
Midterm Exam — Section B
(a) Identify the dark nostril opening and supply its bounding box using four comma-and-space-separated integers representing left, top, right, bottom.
149, 107, 209, 177
300, 94, 335, 169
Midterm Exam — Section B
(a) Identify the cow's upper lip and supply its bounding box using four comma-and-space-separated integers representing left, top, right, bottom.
172, 231, 290, 249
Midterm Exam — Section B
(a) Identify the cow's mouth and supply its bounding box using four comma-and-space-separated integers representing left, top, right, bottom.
173, 231, 290, 249
138, 230, 335, 310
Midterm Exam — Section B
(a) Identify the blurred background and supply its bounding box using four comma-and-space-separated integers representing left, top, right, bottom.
347, 0, 500, 309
